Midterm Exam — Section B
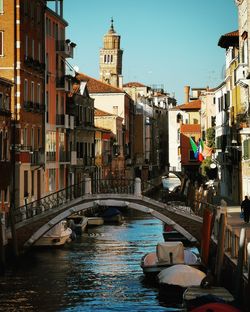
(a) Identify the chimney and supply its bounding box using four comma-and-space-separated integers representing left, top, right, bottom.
184, 86, 190, 103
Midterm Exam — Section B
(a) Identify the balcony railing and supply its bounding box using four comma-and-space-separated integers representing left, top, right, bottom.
56, 40, 74, 58
23, 101, 45, 113
30, 150, 45, 165
46, 151, 56, 162
56, 76, 65, 89
59, 151, 70, 163
24, 56, 45, 73
56, 114, 65, 126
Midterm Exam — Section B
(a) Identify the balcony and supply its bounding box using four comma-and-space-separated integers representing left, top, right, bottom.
56, 114, 65, 127
56, 40, 74, 58
24, 57, 45, 73
56, 114, 69, 128
236, 112, 250, 129
46, 151, 56, 162
84, 156, 95, 167
24, 101, 45, 114
0, 104, 11, 117
30, 150, 45, 166
56, 76, 65, 89
59, 151, 70, 163
235, 63, 249, 86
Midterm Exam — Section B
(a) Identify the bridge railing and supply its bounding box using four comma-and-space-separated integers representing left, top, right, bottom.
14, 180, 86, 224
13, 178, 138, 224
92, 178, 135, 194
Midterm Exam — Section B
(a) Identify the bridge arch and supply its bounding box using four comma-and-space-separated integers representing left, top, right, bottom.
24, 199, 197, 248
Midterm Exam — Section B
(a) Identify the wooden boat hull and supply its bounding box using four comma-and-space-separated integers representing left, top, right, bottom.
87, 217, 104, 226
34, 233, 71, 246
34, 221, 72, 247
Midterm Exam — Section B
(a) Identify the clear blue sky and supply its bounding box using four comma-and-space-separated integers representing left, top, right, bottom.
60, 0, 238, 104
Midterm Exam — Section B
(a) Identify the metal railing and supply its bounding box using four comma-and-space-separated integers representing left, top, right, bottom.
14, 178, 136, 224
92, 178, 134, 194
14, 180, 86, 224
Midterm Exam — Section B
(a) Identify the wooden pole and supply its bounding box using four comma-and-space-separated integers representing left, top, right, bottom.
214, 213, 226, 285
235, 228, 246, 302
246, 243, 250, 310
0, 212, 5, 274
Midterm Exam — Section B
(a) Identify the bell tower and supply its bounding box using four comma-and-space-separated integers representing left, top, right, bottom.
99, 18, 123, 88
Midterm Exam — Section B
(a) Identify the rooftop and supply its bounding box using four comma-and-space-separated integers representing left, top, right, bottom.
76, 73, 125, 94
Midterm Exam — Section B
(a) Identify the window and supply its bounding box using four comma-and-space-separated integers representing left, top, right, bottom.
31, 81, 34, 103
37, 128, 40, 148
23, 128, 28, 147
24, 170, 28, 197
31, 128, 34, 149
0, 31, 3, 56
38, 42, 41, 62
25, 35, 28, 57
37, 84, 40, 104
0, 0, 3, 14
24, 79, 28, 102
37, 4, 41, 24
31, 171, 34, 196
32, 39, 34, 59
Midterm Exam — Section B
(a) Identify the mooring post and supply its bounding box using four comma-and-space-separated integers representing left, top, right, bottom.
134, 178, 141, 196
235, 228, 246, 303
214, 213, 226, 285
84, 177, 92, 195
247, 243, 250, 310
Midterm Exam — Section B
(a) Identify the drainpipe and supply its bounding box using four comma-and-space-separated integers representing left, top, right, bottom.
9, 0, 19, 257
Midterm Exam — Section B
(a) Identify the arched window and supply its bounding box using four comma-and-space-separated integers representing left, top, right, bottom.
176, 113, 182, 123
111, 55, 113, 63
104, 55, 107, 63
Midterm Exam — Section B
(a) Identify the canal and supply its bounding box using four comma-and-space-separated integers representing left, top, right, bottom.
0, 211, 183, 311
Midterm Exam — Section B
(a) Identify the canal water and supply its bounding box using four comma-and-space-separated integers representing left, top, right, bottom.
0, 211, 184, 312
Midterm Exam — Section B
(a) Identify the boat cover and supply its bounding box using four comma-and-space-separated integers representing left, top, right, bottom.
158, 264, 206, 287
156, 241, 184, 264
101, 207, 121, 217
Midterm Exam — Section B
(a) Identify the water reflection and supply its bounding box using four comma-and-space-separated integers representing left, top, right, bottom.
0, 212, 183, 311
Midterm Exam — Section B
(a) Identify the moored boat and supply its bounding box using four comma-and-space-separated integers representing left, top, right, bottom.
100, 207, 123, 223
183, 285, 236, 310
34, 220, 72, 247
67, 214, 88, 235
163, 224, 193, 246
141, 241, 201, 277
87, 217, 104, 226
158, 264, 206, 304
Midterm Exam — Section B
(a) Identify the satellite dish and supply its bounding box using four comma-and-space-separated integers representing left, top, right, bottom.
73, 65, 79, 73
210, 163, 217, 169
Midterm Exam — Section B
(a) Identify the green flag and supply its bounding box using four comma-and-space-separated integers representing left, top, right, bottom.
189, 137, 198, 153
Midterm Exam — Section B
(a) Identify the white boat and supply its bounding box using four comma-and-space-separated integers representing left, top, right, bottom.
141, 241, 201, 276
34, 220, 72, 247
158, 264, 206, 304
67, 214, 88, 235
87, 217, 104, 226
162, 176, 181, 191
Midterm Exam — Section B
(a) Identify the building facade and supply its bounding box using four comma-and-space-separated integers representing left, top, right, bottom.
0, 0, 46, 207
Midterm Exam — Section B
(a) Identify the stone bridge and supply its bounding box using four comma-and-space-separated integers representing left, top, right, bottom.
11, 178, 204, 253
